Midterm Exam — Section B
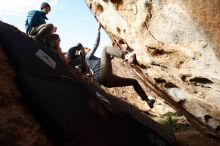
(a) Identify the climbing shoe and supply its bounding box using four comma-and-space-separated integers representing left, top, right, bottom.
146, 99, 155, 108
125, 52, 137, 64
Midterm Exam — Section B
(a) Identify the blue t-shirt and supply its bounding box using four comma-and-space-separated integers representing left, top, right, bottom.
25, 10, 48, 33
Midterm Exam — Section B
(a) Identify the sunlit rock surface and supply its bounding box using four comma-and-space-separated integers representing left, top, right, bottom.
86, 0, 220, 138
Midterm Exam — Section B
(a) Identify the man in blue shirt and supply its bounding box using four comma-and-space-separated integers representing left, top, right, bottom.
25, 2, 59, 51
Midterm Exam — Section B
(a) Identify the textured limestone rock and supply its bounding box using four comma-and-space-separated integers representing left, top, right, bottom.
85, 0, 220, 138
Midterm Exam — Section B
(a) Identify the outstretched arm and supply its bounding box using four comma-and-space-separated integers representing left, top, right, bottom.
86, 23, 101, 59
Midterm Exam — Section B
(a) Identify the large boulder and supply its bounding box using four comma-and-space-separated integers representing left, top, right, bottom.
0, 46, 51, 146
0, 22, 176, 145
85, 0, 220, 138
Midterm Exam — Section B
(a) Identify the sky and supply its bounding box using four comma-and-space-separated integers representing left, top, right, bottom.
0, 0, 111, 56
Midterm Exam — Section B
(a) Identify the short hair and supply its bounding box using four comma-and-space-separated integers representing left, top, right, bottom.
68, 43, 84, 60
41, 2, 51, 11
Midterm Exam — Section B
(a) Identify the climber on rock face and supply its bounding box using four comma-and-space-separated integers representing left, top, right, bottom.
25, 2, 60, 52
67, 22, 155, 108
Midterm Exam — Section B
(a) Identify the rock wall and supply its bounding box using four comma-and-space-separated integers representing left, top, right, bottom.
0, 22, 176, 145
85, 0, 220, 138
0, 46, 51, 146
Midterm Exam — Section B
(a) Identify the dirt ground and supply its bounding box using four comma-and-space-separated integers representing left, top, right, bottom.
175, 129, 220, 146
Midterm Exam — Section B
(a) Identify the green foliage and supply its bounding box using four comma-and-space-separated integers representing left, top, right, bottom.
155, 112, 188, 132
